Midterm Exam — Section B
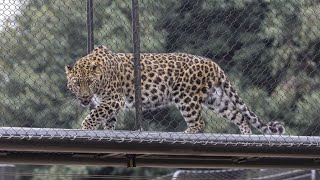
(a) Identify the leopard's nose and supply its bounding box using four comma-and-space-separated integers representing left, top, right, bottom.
80, 99, 90, 107
79, 95, 91, 106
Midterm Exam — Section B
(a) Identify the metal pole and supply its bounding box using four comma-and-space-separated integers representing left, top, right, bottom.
131, 0, 143, 130
86, 0, 94, 54
87, 0, 94, 110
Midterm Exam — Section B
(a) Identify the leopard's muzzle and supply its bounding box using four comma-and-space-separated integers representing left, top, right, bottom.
79, 96, 92, 107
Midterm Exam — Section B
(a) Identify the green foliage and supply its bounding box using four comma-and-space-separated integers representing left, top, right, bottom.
2, 0, 320, 178
0, 0, 172, 178
86, 167, 172, 180
0, 0, 167, 129
0, 0, 88, 128
31, 165, 88, 180
158, 0, 320, 135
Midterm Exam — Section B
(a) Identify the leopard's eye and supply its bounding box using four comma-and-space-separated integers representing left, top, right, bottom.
74, 79, 80, 86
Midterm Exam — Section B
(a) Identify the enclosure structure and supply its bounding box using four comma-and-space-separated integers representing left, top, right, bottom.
1, 0, 320, 169
0, 128, 320, 168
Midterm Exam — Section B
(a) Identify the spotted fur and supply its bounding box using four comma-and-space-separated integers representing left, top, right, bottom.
65, 46, 285, 134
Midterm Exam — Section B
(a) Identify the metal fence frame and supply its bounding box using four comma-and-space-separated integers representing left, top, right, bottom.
131, 0, 143, 131
0, 127, 319, 168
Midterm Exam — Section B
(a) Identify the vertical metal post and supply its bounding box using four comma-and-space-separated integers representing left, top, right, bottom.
87, 0, 94, 54
87, 0, 95, 110
126, 154, 137, 167
131, 0, 143, 130
0, 164, 15, 180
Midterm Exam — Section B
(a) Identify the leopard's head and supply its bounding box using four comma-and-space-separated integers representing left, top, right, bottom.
65, 59, 102, 107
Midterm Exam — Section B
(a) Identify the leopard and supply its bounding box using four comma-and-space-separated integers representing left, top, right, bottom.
65, 45, 285, 135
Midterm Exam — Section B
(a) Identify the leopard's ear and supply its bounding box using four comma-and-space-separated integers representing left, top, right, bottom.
65, 64, 73, 74
93, 45, 113, 54
90, 62, 99, 72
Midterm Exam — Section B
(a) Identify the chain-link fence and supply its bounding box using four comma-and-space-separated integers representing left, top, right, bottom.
156, 169, 319, 180
1, 0, 320, 168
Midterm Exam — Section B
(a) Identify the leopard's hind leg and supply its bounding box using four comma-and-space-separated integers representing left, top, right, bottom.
207, 79, 285, 135
173, 94, 205, 133
103, 116, 117, 130
204, 85, 252, 134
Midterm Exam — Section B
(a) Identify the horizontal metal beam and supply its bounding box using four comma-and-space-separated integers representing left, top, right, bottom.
0, 137, 319, 159
0, 127, 320, 168
0, 128, 319, 158
0, 127, 319, 144
0, 152, 319, 169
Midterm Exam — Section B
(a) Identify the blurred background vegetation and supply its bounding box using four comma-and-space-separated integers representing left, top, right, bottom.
1, 0, 320, 179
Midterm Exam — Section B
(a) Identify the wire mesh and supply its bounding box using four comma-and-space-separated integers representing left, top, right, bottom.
156, 169, 319, 180
1, 0, 320, 151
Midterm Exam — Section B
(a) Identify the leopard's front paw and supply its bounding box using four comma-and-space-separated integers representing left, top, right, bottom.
184, 127, 200, 133
81, 120, 95, 130
81, 123, 90, 130
81, 125, 89, 130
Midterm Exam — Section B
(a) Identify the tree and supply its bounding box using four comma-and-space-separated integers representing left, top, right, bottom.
2, 0, 320, 178
158, 0, 320, 135
0, 0, 171, 178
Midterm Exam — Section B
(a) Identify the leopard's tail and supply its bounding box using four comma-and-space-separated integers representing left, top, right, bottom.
222, 79, 285, 135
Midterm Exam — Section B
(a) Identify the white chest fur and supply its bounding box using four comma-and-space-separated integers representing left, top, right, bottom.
91, 94, 102, 108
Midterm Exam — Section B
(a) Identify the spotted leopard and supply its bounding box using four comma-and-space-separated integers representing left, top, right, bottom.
65, 46, 285, 134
